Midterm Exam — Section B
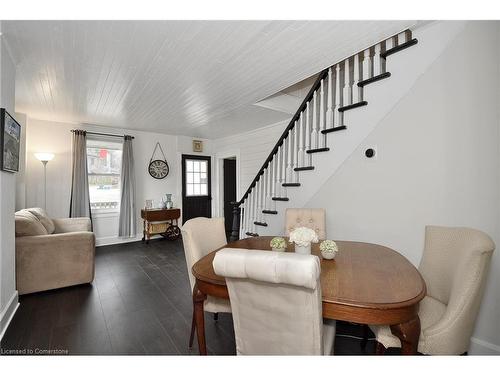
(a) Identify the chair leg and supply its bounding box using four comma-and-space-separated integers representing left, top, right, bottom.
360, 324, 370, 349
375, 342, 386, 355
213, 312, 219, 321
189, 311, 196, 348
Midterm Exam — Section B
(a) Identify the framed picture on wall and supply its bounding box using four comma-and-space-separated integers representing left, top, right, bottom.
192, 140, 203, 153
0, 108, 21, 173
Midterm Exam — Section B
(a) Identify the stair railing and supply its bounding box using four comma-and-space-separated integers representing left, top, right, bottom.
230, 30, 417, 241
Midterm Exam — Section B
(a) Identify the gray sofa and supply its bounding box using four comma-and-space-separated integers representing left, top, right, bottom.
15, 208, 95, 295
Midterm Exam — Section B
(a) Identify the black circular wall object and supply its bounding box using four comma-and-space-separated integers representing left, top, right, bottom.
365, 148, 375, 158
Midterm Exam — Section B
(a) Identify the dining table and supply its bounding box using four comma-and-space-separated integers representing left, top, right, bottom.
191, 236, 426, 355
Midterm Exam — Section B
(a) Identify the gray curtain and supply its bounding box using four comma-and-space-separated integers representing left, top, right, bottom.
69, 130, 91, 218
119, 135, 136, 237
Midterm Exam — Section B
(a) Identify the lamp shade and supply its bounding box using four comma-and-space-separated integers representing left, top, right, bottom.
34, 153, 55, 162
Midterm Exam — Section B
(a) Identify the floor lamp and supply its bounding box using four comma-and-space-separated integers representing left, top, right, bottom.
34, 153, 55, 210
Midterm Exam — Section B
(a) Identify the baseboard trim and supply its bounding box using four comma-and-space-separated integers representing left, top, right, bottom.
469, 337, 500, 355
0, 290, 19, 341
96, 235, 142, 247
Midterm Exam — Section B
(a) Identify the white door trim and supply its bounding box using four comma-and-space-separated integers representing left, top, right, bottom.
214, 150, 240, 219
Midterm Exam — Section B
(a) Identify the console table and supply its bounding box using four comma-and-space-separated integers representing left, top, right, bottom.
141, 208, 181, 243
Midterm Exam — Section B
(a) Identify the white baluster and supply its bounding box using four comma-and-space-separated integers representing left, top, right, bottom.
283, 137, 288, 184
287, 129, 293, 182
274, 149, 281, 198
311, 91, 318, 150
298, 112, 305, 167
319, 79, 326, 147
305, 102, 311, 166
362, 48, 372, 81
373, 43, 382, 77
343, 58, 351, 107
334, 64, 341, 127
353, 54, 360, 103
397, 32, 407, 46
240, 202, 245, 238
326, 68, 334, 129
385, 36, 394, 51
257, 177, 264, 223
266, 162, 272, 210
279, 145, 285, 193
292, 123, 299, 182
248, 191, 254, 234
272, 156, 278, 210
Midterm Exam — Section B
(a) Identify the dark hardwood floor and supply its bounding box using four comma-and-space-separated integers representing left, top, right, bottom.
0, 238, 396, 355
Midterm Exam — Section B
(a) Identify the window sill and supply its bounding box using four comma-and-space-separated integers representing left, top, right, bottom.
91, 210, 120, 218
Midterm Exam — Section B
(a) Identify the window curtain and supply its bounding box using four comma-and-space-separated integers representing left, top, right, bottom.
69, 130, 92, 219
118, 135, 136, 237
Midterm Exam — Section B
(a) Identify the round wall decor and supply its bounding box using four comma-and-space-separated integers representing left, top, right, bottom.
149, 142, 169, 179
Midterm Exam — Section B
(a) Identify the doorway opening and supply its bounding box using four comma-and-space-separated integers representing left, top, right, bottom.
222, 157, 237, 240
181, 154, 212, 224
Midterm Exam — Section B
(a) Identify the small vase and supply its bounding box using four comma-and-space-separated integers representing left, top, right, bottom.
271, 246, 286, 252
294, 243, 311, 255
321, 249, 336, 260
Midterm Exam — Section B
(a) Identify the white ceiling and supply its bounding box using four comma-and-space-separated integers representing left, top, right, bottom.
3, 20, 418, 139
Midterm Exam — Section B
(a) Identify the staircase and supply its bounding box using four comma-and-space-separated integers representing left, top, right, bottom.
229, 22, 465, 240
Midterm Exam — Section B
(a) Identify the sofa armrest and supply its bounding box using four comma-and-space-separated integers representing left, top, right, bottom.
16, 231, 95, 295
53, 217, 91, 233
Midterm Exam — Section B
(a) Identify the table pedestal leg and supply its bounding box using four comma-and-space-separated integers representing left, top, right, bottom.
193, 283, 207, 355
390, 316, 421, 355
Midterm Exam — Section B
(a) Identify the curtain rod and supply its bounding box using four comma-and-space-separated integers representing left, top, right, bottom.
71, 129, 135, 139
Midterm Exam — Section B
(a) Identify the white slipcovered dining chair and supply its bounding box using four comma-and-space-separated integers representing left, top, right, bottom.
181, 217, 232, 348
285, 208, 326, 240
213, 248, 336, 355
370, 226, 495, 355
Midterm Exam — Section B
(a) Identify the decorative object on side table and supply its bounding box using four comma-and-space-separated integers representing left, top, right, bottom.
320, 240, 338, 260
289, 227, 319, 255
0, 108, 21, 173
165, 193, 173, 209
270, 237, 287, 252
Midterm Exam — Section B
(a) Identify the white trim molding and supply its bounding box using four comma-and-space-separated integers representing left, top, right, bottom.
0, 291, 19, 341
469, 337, 500, 355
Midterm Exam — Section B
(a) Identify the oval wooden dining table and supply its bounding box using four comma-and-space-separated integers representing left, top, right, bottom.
191, 236, 426, 355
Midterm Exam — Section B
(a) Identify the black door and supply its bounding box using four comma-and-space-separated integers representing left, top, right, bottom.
182, 154, 212, 224
223, 158, 237, 238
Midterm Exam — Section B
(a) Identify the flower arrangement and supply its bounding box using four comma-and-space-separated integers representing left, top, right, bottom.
319, 240, 339, 260
289, 227, 319, 247
270, 237, 287, 251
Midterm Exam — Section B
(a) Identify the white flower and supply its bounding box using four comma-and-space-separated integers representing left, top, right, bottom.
320, 240, 338, 254
289, 227, 319, 247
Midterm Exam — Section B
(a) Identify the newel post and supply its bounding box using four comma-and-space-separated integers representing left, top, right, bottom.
229, 201, 241, 242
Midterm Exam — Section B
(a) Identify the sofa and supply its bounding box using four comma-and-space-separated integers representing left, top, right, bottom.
15, 208, 95, 295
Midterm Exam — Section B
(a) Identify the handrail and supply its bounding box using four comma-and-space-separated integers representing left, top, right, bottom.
236, 67, 330, 205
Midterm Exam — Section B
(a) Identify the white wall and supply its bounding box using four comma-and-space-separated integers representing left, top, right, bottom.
0, 22, 19, 339
24, 118, 212, 245
212, 120, 288, 200
306, 21, 500, 354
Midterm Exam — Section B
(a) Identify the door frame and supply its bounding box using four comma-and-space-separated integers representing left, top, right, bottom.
214, 150, 240, 218
181, 154, 213, 224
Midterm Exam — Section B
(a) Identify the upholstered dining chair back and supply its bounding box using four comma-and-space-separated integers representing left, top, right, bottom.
416, 225, 495, 353
285, 208, 326, 240
181, 217, 227, 292
213, 248, 328, 355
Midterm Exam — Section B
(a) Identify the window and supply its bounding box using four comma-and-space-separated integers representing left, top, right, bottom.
185, 159, 208, 196
86, 138, 123, 212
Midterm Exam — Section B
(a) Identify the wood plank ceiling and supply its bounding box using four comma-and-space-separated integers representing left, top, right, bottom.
2, 20, 417, 138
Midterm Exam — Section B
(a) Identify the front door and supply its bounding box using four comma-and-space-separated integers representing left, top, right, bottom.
182, 154, 212, 224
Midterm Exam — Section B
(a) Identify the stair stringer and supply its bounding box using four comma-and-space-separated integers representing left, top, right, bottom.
255, 21, 468, 237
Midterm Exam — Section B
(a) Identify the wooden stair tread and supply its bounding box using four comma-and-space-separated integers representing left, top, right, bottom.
338, 101, 368, 112
306, 147, 330, 154
262, 210, 278, 215
381, 38, 418, 59
272, 197, 289, 201
322, 125, 347, 134
282, 183, 300, 187
358, 72, 391, 87
294, 166, 315, 171
254, 221, 268, 227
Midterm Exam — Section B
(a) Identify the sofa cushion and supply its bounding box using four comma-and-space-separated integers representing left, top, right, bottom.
15, 210, 48, 237
26, 207, 55, 234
